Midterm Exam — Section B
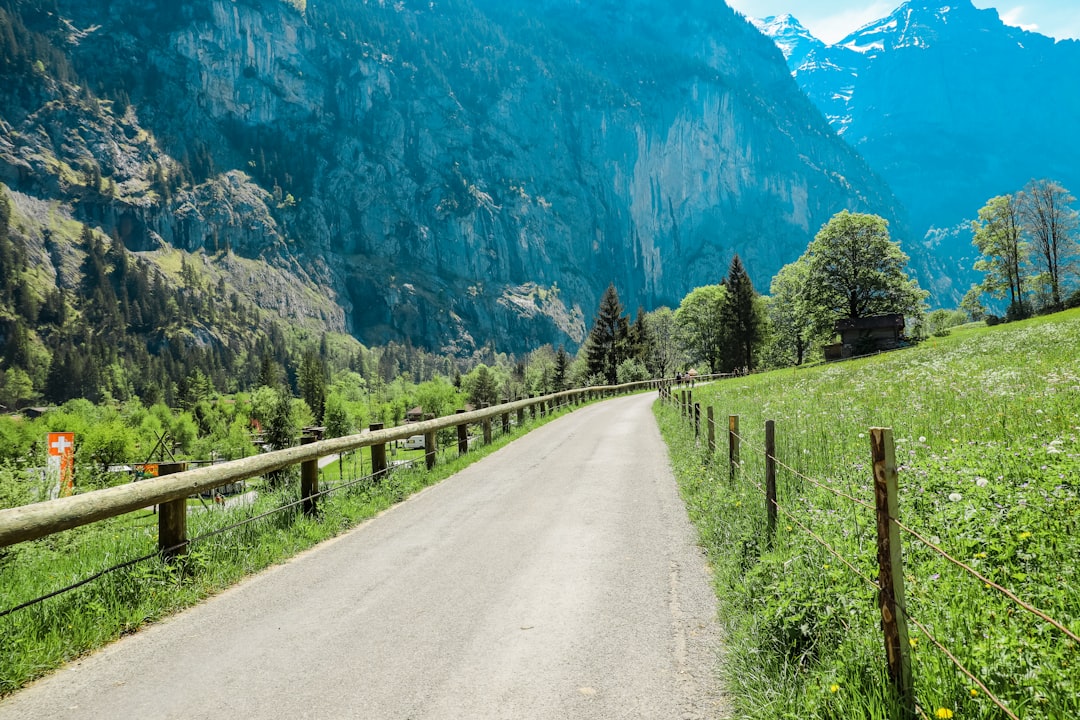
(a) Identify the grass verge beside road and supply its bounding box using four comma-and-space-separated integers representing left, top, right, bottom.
658, 309, 1080, 720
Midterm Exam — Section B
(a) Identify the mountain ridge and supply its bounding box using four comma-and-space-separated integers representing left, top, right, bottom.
2, 0, 915, 358
754, 0, 1080, 297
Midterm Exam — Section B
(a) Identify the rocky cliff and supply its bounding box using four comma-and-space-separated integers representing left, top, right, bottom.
1, 0, 912, 354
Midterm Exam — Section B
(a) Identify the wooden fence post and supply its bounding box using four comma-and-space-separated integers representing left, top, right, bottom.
871, 427, 914, 720
501, 410, 510, 436
517, 405, 525, 427
728, 415, 740, 483
301, 427, 323, 516
424, 414, 437, 471
158, 461, 189, 559
482, 414, 493, 446
529, 395, 537, 419
765, 420, 777, 548
707, 406, 716, 454
456, 410, 469, 455
694, 403, 701, 439
369, 423, 387, 481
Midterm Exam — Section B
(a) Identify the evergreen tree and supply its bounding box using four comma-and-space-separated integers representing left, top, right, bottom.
586, 283, 625, 384
553, 346, 569, 391
468, 365, 498, 408
298, 347, 328, 423
264, 385, 297, 488
720, 254, 763, 371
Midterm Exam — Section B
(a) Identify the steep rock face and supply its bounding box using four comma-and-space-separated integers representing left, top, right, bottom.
2, 0, 912, 354
755, 0, 1080, 297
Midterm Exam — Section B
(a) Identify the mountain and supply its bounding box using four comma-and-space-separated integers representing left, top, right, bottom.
754, 0, 1080, 297
0, 0, 910, 361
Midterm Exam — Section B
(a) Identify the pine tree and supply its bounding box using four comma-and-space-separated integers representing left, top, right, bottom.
553, 346, 569, 391
298, 347, 328, 423
720, 254, 763, 371
586, 284, 625, 384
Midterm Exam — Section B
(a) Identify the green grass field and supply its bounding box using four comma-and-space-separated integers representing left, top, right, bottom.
657, 309, 1080, 720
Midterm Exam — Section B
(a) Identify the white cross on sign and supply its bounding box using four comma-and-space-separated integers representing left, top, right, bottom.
48, 433, 74, 456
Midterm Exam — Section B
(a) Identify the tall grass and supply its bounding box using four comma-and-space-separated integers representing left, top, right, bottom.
658, 309, 1080, 720
0, 402, 577, 695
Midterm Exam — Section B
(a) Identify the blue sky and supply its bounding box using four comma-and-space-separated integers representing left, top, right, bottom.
725, 0, 1080, 44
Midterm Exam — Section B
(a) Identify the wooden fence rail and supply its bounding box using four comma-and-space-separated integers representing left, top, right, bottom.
0, 378, 700, 550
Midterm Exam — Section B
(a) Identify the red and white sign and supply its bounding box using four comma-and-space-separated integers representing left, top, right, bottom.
47, 432, 75, 497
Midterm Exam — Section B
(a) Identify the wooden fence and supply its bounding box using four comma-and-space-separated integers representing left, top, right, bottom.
657, 385, 1078, 720
0, 379, 684, 557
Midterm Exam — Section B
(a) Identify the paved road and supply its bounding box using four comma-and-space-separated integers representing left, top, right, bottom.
0, 393, 728, 719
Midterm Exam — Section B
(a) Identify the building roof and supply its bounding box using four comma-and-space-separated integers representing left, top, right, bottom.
835, 314, 905, 332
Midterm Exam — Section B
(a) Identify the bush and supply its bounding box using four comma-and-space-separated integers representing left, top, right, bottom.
1065, 288, 1080, 310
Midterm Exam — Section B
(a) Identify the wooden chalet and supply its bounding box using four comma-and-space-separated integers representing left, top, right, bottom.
823, 313, 906, 361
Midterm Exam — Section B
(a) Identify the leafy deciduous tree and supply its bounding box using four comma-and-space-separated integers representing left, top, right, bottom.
675, 285, 727, 374
1020, 179, 1078, 311
972, 194, 1029, 318
803, 211, 927, 336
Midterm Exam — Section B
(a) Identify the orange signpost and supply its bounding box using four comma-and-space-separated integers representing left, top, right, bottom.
47, 432, 75, 497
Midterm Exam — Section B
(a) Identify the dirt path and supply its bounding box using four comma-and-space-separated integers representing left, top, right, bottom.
0, 393, 729, 719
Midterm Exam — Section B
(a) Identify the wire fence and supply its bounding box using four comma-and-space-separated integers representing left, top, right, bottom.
0, 395, 581, 621
659, 383, 1078, 720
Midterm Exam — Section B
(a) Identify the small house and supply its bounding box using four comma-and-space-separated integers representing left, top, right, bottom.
824, 314, 906, 360
405, 406, 424, 423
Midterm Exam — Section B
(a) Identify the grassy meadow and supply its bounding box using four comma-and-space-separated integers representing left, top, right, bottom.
657, 309, 1080, 720
0, 404, 572, 695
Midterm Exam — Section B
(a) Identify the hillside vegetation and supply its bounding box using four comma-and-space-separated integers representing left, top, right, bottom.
658, 309, 1079, 719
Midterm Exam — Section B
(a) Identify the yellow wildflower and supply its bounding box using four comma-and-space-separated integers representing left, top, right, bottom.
829, 684, 839, 693
970, 689, 979, 697
936, 709, 954, 719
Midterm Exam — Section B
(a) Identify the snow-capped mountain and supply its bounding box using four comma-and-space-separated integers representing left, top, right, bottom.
749, 14, 826, 68
754, 0, 1080, 297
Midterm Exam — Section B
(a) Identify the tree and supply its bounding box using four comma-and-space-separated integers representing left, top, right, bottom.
972, 194, 1029, 318
553, 346, 569, 392
262, 385, 297, 487
959, 285, 987, 323
1019, 179, 1078, 311
627, 307, 652, 366
644, 307, 682, 378
675, 285, 728, 374
803, 211, 928, 336
766, 260, 813, 366
466, 365, 498, 408
720, 254, 763, 371
585, 284, 626, 384
297, 347, 328, 423
323, 392, 352, 438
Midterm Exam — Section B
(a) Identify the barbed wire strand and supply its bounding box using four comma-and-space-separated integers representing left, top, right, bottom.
0, 548, 159, 619
691, 407, 1047, 717
736, 466, 880, 593
727, 427, 878, 513
719, 413, 1080, 647
893, 518, 1080, 646
898, 604, 1022, 720
1, 405, 565, 619
0, 465, 396, 618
